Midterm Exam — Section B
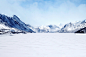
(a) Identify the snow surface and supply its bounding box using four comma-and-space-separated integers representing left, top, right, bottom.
0, 33, 86, 57
0, 24, 10, 29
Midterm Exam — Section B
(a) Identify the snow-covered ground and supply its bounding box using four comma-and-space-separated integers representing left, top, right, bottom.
0, 33, 86, 57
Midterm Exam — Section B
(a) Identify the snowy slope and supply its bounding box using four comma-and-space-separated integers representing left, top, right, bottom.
60, 20, 86, 33
0, 23, 10, 29
0, 14, 34, 33
0, 33, 86, 57
0, 23, 21, 33
60, 22, 75, 33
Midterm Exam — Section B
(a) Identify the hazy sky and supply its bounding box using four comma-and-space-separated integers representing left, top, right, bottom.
0, 0, 86, 26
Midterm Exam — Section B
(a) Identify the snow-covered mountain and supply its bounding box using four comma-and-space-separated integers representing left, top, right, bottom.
60, 19, 86, 33
0, 14, 34, 33
33, 25, 61, 33
33, 19, 86, 33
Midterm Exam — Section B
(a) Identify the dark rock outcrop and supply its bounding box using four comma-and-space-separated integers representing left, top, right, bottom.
75, 27, 86, 33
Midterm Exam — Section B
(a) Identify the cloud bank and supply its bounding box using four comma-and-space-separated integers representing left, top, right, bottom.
0, 0, 86, 26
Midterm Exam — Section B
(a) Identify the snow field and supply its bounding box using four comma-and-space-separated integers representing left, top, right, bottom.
0, 33, 86, 57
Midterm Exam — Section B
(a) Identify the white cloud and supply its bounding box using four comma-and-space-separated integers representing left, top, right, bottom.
0, 0, 86, 26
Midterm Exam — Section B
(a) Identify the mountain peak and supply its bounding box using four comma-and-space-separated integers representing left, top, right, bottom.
84, 19, 86, 22
81, 19, 86, 23
13, 15, 19, 19
13, 15, 21, 21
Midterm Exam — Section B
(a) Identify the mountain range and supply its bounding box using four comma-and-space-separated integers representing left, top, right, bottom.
0, 14, 86, 33
32, 20, 86, 33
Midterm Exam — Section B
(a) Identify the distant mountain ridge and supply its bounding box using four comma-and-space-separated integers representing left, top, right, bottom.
0, 14, 34, 33
33, 19, 86, 33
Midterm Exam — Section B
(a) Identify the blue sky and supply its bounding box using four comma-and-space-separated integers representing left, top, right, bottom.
0, 0, 86, 26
